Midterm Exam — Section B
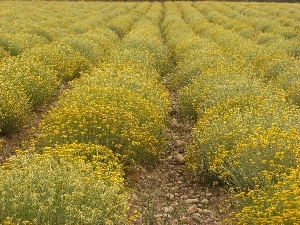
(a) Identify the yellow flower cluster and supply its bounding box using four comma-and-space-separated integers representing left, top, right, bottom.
226, 168, 300, 224
0, 76, 31, 135
21, 42, 90, 82
60, 29, 119, 65
0, 46, 9, 60
0, 57, 59, 108
0, 31, 48, 56
0, 143, 129, 225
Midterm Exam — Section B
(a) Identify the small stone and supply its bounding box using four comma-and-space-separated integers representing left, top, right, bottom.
197, 208, 203, 213
191, 213, 202, 223
180, 194, 188, 200
175, 140, 186, 148
171, 118, 181, 128
187, 205, 198, 214
131, 193, 139, 202
202, 209, 212, 215
163, 213, 172, 218
164, 206, 174, 213
171, 186, 179, 191
186, 198, 198, 204
154, 214, 163, 218
172, 219, 179, 225
201, 198, 209, 205
180, 216, 192, 224
166, 193, 174, 200
166, 156, 173, 161
133, 218, 142, 225
171, 202, 179, 207
206, 192, 213, 197
174, 154, 186, 165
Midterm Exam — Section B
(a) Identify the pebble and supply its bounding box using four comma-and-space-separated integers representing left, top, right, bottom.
171, 118, 181, 128
191, 213, 202, 223
180, 194, 188, 200
166, 193, 174, 200
174, 154, 186, 165
202, 209, 212, 215
131, 193, 139, 202
186, 198, 199, 204
180, 216, 192, 224
201, 198, 209, 205
171, 186, 179, 192
163, 213, 173, 218
187, 205, 198, 214
206, 192, 213, 197
166, 156, 173, 161
174, 140, 186, 148
154, 214, 163, 218
163, 206, 174, 213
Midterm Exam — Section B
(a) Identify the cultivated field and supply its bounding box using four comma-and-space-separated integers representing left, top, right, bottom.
0, 1, 300, 224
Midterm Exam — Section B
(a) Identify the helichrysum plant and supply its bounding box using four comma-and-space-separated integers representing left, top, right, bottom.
0, 143, 129, 225
225, 167, 300, 224
21, 42, 90, 82
0, 76, 31, 135
185, 94, 300, 189
0, 56, 59, 108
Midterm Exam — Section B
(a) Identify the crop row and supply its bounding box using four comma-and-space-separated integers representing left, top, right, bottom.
178, 2, 300, 105
163, 2, 300, 223
194, 2, 300, 46
0, 2, 170, 224
0, 2, 150, 135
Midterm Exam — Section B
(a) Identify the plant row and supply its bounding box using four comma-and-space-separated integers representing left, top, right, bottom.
0, 1, 136, 52
179, 2, 300, 107
0, 2, 150, 135
194, 2, 300, 47
1, 2, 171, 224
164, 2, 300, 224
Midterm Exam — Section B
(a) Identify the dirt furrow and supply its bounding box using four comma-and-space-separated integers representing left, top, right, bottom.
128, 82, 233, 224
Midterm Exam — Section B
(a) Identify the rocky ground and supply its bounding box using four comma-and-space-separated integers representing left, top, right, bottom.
127, 91, 234, 225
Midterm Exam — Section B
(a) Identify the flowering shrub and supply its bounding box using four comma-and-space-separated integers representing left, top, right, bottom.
77, 63, 169, 113
0, 57, 59, 108
21, 42, 90, 82
0, 143, 129, 225
185, 94, 300, 189
61, 35, 105, 65
226, 168, 300, 224
0, 46, 9, 60
179, 73, 274, 119
0, 32, 48, 56
0, 77, 30, 135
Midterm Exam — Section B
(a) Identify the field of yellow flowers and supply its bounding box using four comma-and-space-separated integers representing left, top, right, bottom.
0, 1, 300, 224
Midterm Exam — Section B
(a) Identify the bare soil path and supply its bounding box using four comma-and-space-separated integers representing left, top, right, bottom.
128, 79, 234, 224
